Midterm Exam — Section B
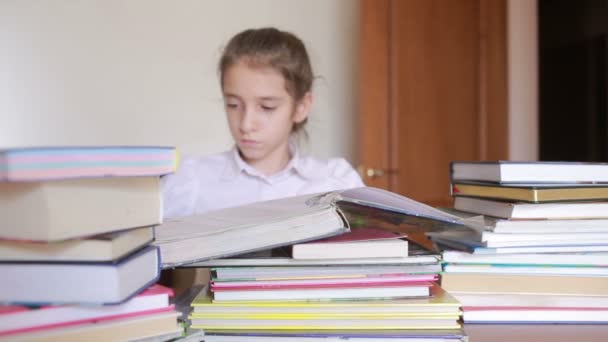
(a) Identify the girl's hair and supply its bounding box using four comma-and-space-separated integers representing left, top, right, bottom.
218, 27, 313, 135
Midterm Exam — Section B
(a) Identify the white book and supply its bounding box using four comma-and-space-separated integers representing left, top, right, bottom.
454, 196, 608, 219
463, 308, 608, 323
443, 264, 608, 276
442, 250, 608, 266
450, 161, 608, 183
212, 284, 431, 302
154, 187, 462, 268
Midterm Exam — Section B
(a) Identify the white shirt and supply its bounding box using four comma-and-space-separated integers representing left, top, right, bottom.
161, 147, 365, 219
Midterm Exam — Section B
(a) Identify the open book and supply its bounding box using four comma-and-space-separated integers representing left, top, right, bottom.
154, 187, 463, 268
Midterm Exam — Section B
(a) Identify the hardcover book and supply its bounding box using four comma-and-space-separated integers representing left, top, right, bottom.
154, 187, 462, 268
0, 146, 178, 182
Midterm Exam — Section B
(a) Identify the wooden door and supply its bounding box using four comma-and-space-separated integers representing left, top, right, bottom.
359, 0, 508, 207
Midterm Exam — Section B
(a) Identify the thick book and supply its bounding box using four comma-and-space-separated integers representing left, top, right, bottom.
0, 226, 154, 262
291, 227, 408, 259
0, 284, 172, 336
153, 187, 463, 268
0, 146, 178, 182
441, 273, 608, 296
453, 196, 608, 219
0, 176, 162, 241
0, 245, 161, 305
451, 181, 608, 203
450, 160, 608, 183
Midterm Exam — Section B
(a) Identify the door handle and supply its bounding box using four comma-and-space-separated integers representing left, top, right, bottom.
357, 166, 398, 179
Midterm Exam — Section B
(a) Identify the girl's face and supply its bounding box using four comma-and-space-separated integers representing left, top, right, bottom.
222, 60, 310, 173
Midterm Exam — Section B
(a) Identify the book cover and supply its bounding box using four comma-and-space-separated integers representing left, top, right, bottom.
0, 146, 178, 182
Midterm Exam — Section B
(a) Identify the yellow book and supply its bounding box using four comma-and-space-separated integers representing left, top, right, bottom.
191, 284, 460, 315
452, 182, 608, 203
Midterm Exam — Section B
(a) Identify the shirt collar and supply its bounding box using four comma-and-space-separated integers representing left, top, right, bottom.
219, 140, 319, 181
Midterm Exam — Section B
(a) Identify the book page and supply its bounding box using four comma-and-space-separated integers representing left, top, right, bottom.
339, 187, 463, 225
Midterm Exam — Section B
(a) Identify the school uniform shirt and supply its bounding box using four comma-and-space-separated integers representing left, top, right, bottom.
161, 147, 365, 219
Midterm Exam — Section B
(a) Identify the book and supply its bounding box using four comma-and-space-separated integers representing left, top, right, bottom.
0, 226, 154, 262
445, 208, 608, 234
0, 146, 178, 182
443, 264, 608, 276
211, 275, 439, 289
193, 283, 460, 315
190, 316, 460, 330
211, 282, 433, 302
291, 227, 408, 259
211, 264, 441, 281
0, 246, 160, 305
441, 250, 608, 265
462, 307, 608, 324
452, 292, 608, 309
153, 187, 463, 268
450, 160, 608, 183
451, 181, 608, 203
440, 273, 608, 296
202, 329, 468, 342
0, 284, 172, 336
0, 177, 162, 241
430, 230, 608, 248
453, 196, 608, 219
6, 310, 181, 342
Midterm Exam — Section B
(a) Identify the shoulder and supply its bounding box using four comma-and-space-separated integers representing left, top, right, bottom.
298, 155, 365, 188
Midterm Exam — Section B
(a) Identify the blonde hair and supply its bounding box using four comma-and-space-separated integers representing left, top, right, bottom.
219, 27, 313, 135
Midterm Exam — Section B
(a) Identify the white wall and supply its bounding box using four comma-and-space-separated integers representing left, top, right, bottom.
0, 0, 360, 161
508, 0, 539, 161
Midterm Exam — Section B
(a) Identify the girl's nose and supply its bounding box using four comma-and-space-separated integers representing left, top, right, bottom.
239, 109, 256, 133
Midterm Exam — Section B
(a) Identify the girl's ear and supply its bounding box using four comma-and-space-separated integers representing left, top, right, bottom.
293, 92, 312, 124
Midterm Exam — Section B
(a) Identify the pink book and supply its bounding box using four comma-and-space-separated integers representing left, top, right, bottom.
0, 284, 173, 337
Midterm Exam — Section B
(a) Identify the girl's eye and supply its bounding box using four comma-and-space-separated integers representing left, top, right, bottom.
225, 102, 239, 109
261, 105, 276, 112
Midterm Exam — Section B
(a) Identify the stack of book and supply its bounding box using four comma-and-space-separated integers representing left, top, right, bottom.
152, 187, 470, 341
431, 161, 608, 324
0, 146, 183, 341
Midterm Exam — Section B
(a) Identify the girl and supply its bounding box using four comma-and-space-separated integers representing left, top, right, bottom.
162, 27, 364, 219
